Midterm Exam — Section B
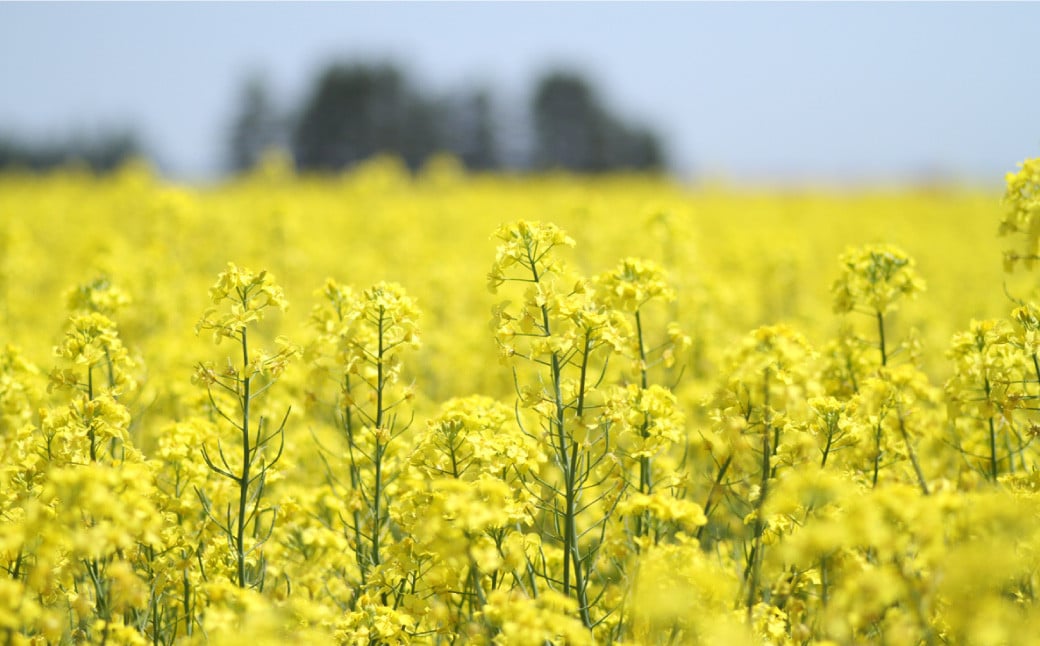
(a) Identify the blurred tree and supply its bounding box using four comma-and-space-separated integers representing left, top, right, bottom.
286, 62, 665, 176
226, 73, 285, 173
401, 96, 442, 170
441, 89, 499, 170
86, 131, 143, 171
532, 70, 666, 172
292, 63, 441, 172
532, 72, 607, 172
604, 120, 667, 171
0, 129, 143, 173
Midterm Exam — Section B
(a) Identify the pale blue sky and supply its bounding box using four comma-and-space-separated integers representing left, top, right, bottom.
1, 2, 1038, 184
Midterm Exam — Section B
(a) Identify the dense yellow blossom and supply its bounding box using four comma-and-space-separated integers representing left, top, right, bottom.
832, 243, 925, 317
1000, 157, 1040, 271
3, 156, 1040, 643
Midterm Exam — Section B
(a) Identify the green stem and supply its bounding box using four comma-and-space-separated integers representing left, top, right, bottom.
897, 413, 929, 495
820, 554, 830, 608
342, 375, 367, 589
569, 334, 594, 620
845, 348, 860, 394
371, 308, 386, 569
566, 440, 592, 627
696, 455, 732, 541
634, 310, 653, 539
820, 421, 835, 468
985, 376, 998, 481
746, 369, 771, 616
635, 310, 648, 390
876, 310, 887, 367
88, 365, 97, 463
183, 564, 193, 637
528, 241, 591, 626
872, 422, 883, 489
237, 329, 251, 588
372, 438, 383, 569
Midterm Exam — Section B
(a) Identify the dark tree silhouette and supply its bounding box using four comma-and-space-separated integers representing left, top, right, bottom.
441, 89, 499, 171
603, 120, 667, 171
259, 62, 667, 176
532, 72, 608, 172
226, 74, 284, 173
532, 70, 666, 172
0, 129, 143, 173
292, 63, 442, 172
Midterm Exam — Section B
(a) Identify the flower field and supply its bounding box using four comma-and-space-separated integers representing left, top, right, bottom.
3, 153, 1040, 645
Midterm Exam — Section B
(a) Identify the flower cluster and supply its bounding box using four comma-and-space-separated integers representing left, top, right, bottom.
196, 263, 289, 344
999, 156, 1040, 271
832, 243, 925, 317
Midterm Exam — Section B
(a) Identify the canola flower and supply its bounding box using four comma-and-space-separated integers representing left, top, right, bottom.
193, 264, 298, 593
3, 155, 1040, 644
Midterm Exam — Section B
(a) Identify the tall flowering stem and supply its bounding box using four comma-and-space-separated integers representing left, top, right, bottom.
194, 263, 297, 589
46, 278, 140, 639
490, 221, 634, 629
50, 277, 137, 464
309, 279, 420, 599
832, 244, 924, 485
947, 319, 1027, 481
832, 244, 924, 371
706, 324, 815, 614
594, 258, 688, 543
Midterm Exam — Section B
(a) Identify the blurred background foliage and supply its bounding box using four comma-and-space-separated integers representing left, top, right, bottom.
0, 62, 667, 177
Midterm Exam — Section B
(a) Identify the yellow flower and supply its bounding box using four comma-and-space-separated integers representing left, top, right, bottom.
64, 276, 132, 317
480, 589, 593, 646
999, 156, 1040, 271
832, 244, 924, 316
488, 220, 574, 294
196, 263, 289, 343
594, 257, 675, 313
51, 311, 137, 394
617, 492, 707, 532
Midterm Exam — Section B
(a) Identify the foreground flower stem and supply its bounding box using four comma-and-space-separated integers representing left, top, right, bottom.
877, 309, 888, 368
635, 310, 653, 540
532, 256, 591, 627
745, 368, 771, 617
371, 307, 386, 570
898, 412, 930, 495
236, 326, 252, 588
196, 265, 295, 591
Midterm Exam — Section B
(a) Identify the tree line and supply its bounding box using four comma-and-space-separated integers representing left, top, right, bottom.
0, 62, 668, 176
229, 62, 667, 175
0, 129, 143, 173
